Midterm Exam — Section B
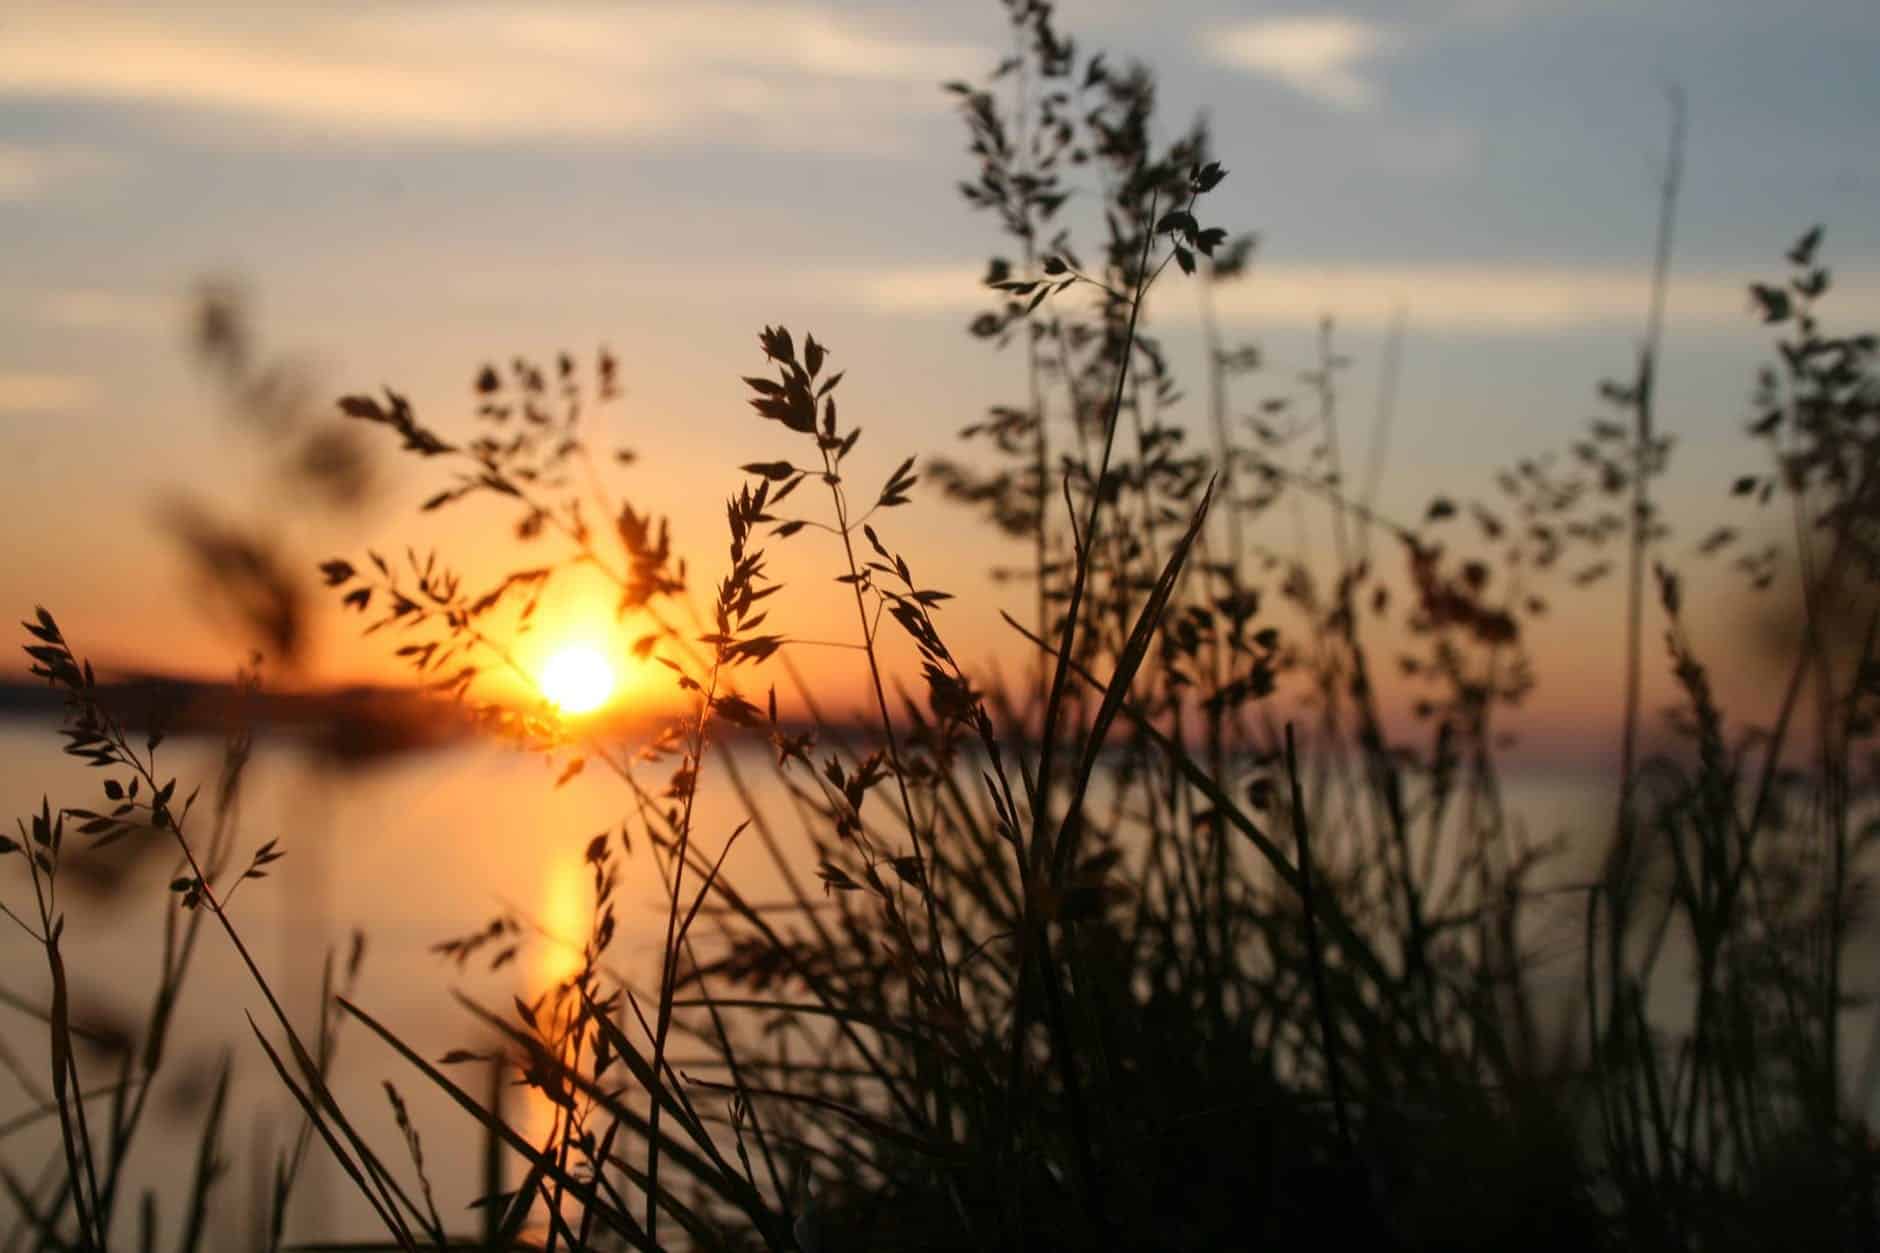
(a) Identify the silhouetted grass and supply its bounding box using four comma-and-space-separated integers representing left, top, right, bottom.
9, 2, 1880, 1250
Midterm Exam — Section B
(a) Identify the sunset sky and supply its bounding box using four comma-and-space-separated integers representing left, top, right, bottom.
3, 0, 1877, 744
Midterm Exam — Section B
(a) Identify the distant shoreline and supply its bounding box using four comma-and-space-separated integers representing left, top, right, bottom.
0, 674, 1651, 778
0, 672, 478, 761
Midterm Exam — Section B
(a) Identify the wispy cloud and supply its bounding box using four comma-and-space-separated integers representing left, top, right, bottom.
0, 371, 94, 415
1202, 15, 1392, 110
30, 289, 171, 335
0, 3, 982, 151
0, 144, 115, 202
839, 261, 1880, 334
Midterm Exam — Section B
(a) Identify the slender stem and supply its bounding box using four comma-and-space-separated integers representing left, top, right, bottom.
644, 652, 722, 1244
1030, 191, 1174, 875
1285, 723, 1351, 1158
1613, 86, 1684, 863
822, 450, 955, 1008
1606, 89, 1683, 1094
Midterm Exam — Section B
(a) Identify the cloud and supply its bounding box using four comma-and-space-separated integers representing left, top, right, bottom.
838, 260, 1880, 334
0, 144, 115, 202
1203, 15, 1391, 110
0, 3, 982, 152
0, 371, 94, 415
32, 289, 171, 335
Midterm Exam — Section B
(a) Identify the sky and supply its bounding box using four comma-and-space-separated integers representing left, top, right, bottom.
2, 0, 1877, 745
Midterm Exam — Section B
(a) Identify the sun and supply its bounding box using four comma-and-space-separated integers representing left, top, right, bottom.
538, 644, 616, 715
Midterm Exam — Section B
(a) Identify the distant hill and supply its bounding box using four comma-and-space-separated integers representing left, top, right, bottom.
0, 672, 477, 763
0, 671, 841, 765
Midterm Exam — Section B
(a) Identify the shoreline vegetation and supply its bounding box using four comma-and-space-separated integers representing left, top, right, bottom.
0, 678, 1691, 777
10, 2, 1880, 1250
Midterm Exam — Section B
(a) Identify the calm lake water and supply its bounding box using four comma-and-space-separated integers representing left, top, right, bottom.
0, 715, 1864, 1245
0, 715, 776, 1247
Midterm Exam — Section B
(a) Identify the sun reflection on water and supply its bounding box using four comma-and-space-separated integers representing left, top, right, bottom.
526, 850, 592, 1149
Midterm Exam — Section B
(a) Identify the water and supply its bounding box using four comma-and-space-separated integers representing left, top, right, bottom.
0, 716, 787, 1248
0, 715, 1866, 1245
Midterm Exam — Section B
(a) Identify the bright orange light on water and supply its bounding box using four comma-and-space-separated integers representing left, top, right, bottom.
538, 644, 615, 714
537, 853, 589, 989
529, 851, 590, 1148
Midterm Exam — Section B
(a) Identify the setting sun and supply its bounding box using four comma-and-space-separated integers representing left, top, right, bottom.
538, 644, 616, 715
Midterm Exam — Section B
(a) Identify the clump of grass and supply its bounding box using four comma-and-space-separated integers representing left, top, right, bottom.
6, 620, 377, 1250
